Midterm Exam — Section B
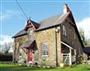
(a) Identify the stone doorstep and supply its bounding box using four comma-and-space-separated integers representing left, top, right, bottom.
36, 64, 56, 68
25, 64, 55, 68
42, 65, 56, 68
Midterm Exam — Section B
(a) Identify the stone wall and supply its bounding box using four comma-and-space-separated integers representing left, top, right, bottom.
61, 20, 83, 56
35, 28, 57, 66
14, 35, 28, 62
35, 27, 62, 66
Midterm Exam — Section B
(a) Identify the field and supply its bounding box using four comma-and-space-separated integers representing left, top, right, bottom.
0, 63, 90, 71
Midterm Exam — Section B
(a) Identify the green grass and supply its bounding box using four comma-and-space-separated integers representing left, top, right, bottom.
0, 64, 90, 71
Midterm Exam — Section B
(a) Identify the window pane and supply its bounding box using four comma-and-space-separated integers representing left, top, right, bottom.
41, 43, 48, 55
63, 25, 67, 36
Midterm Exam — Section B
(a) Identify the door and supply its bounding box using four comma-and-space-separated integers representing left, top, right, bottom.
27, 50, 34, 64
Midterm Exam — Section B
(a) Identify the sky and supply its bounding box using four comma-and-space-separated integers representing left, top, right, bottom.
0, 0, 90, 44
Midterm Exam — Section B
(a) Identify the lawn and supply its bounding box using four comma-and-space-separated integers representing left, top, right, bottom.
0, 63, 90, 71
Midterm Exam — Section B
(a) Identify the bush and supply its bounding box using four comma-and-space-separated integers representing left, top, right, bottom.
0, 54, 13, 61
76, 55, 83, 64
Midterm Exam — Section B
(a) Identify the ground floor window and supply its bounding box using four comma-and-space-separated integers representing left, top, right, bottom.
41, 43, 48, 56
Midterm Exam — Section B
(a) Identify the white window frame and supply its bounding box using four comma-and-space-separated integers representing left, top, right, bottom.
41, 43, 48, 56
62, 25, 67, 36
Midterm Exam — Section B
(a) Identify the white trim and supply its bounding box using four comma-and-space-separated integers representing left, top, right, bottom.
61, 41, 73, 65
61, 41, 73, 49
69, 48, 72, 65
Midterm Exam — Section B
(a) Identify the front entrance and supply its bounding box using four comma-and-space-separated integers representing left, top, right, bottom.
27, 50, 34, 64
19, 40, 38, 65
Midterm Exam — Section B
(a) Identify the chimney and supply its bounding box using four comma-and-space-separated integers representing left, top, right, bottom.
63, 4, 70, 14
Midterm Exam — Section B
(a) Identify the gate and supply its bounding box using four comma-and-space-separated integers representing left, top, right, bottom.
63, 53, 69, 65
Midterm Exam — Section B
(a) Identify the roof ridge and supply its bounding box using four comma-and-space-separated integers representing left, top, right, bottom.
39, 14, 61, 23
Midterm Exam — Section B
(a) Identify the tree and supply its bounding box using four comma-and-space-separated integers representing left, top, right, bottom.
4, 43, 10, 54
79, 28, 87, 46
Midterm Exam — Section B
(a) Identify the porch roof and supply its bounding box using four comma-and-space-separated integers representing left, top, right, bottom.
61, 41, 73, 49
12, 29, 27, 38
20, 39, 35, 49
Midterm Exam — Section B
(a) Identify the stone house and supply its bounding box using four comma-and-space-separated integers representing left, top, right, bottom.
13, 4, 84, 66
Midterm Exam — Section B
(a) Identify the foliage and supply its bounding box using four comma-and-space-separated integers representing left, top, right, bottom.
79, 28, 90, 46
79, 28, 87, 46
76, 55, 84, 64
0, 54, 12, 61
0, 42, 13, 54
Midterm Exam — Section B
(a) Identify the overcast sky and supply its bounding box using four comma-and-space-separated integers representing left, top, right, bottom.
0, 0, 90, 44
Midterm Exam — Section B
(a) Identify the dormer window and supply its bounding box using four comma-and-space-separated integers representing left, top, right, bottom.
62, 25, 67, 36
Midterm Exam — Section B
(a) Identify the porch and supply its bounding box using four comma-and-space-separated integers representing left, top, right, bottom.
61, 41, 76, 65
17, 40, 38, 65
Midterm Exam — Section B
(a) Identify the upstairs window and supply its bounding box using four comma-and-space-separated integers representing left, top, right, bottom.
27, 28, 33, 36
41, 43, 48, 56
74, 33, 76, 40
62, 25, 67, 36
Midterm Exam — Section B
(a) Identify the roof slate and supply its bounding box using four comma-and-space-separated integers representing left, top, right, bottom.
13, 20, 39, 38
36, 12, 70, 31
13, 11, 70, 38
20, 40, 34, 49
12, 29, 27, 38
84, 47, 90, 54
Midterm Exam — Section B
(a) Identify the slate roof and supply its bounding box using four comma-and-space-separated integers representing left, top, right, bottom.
13, 20, 39, 38
13, 7, 70, 38
84, 47, 90, 54
25, 20, 40, 30
12, 29, 27, 38
36, 12, 70, 31
20, 40, 34, 49
30, 20, 40, 28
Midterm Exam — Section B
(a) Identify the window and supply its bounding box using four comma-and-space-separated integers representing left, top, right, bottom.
62, 25, 67, 36
41, 43, 48, 56
74, 33, 76, 40
27, 28, 33, 36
